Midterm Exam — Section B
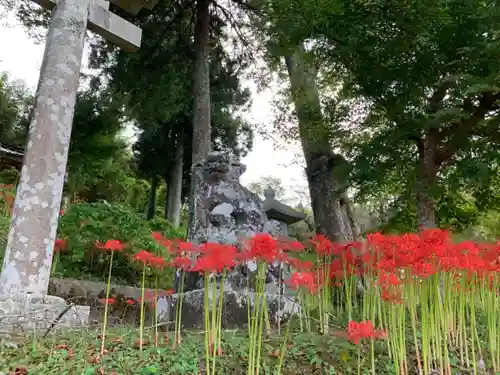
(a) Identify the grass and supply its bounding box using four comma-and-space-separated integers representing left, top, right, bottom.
0, 324, 395, 375
0, 309, 490, 375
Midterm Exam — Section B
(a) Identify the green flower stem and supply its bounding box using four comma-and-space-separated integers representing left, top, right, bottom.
248, 262, 266, 375
277, 301, 296, 375
100, 251, 114, 357
139, 263, 146, 354
154, 271, 159, 347
209, 273, 219, 374
175, 270, 186, 345
215, 270, 226, 356
255, 292, 266, 375
203, 274, 211, 375
51, 253, 59, 276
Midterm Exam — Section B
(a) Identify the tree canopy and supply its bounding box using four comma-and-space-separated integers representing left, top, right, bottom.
5, 0, 500, 238
257, 0, 500, 232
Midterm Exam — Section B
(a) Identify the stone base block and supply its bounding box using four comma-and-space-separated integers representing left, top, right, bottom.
0, 294, 90, 334
157, 289, 300, 330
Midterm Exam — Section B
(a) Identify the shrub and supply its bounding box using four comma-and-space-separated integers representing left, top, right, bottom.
0, 199, 185, 288
55, 202, 185, 287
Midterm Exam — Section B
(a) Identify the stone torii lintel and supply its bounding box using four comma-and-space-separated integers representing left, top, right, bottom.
108, 0, 160, 16
31, 0, 143, 52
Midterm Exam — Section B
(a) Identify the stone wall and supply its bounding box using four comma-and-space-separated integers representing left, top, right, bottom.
157, 288, 299, 330
48, 277, 299, 330
48, 277, 159, 327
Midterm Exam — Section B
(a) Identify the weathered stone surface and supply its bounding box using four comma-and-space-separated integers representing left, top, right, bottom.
0, 294, 89, 334
189, 151, 268, 246
0, 0, 90, 298
48, 277, 158, 326
157, 289, 299, 330
184, 151, 274, 291
179, 151, 311, 328
262, 187, 305, 237
0, 0, 146, 298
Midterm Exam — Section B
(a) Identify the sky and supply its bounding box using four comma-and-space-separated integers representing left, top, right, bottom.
0, 8, 309, 203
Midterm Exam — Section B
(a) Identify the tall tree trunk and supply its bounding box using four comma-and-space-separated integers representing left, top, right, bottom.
187, 0, 211, 243
166, 133, 184, 227
146, 175, 159, 220
284, 46, 359, 242
191, 0, 211, 164
415, 135, 438, 229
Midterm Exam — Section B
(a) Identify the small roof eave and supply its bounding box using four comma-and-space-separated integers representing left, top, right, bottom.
263, 199, 306, 225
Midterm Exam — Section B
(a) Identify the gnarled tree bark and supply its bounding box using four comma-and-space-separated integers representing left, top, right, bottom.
166, 132, 184, 227
284, 46, 359, 242
414, 134, 438, 229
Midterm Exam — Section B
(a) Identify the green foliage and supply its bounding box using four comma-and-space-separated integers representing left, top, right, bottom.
257, 0, 500, 232
0, 71, 32, 147
55, 202, 185, 287
0, 327, 391, 375
92, 1, 254, 189
0, 167, 19, 185
0, 215, 10, 253
65, 90, 149, 209
246, 175, 286, 199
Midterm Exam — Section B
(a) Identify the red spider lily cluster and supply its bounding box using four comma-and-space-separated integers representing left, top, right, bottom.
54, 228, 500, 316
284, 230, 500, 295
53, 229, 500, 370
60, 228, 500, 313
346, 320, 386, 344
54, 239, 67, 253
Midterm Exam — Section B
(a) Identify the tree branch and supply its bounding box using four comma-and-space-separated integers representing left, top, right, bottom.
435, 91, 500, 165
213, 2, 250, 48
428, 79, 455, 114
229, 0, 263, 14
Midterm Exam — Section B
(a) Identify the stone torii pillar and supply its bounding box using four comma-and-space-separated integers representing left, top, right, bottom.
0, 0, 155, 297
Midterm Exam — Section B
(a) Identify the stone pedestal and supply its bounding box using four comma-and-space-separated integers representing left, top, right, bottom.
157, 289, 299, 330
0, 294, 89, 345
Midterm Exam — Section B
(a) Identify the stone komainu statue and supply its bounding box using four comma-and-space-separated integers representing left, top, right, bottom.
183, 151, 274, 291
191, 151, 267, 244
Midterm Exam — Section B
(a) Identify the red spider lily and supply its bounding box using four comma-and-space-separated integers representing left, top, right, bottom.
377, 272, 401, 286
152, 232, 164, 241
95, 239, 125, 252
138, 290, 157, 307
241, 233, 281, 263
346, 320, 386, 344
172, 256, 191, 270
192, 242, 238, 273
286, 271, 318, 293
310, 234, 334, 256
180, 241, 195, 251
279, 239, 305, 252
59, 209, 65, 216
99, 298, 115, 305
0, 183, 13, 189
380, 287, 404, 304
329, 257, 359, 279
125, 299, 136, 305
54, 239, 67, 253
149, 255, 166, 269
169, 239, 196, 255
152, 232, 172, 248
286, 258, 314, 271
134, 250, 154, 264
